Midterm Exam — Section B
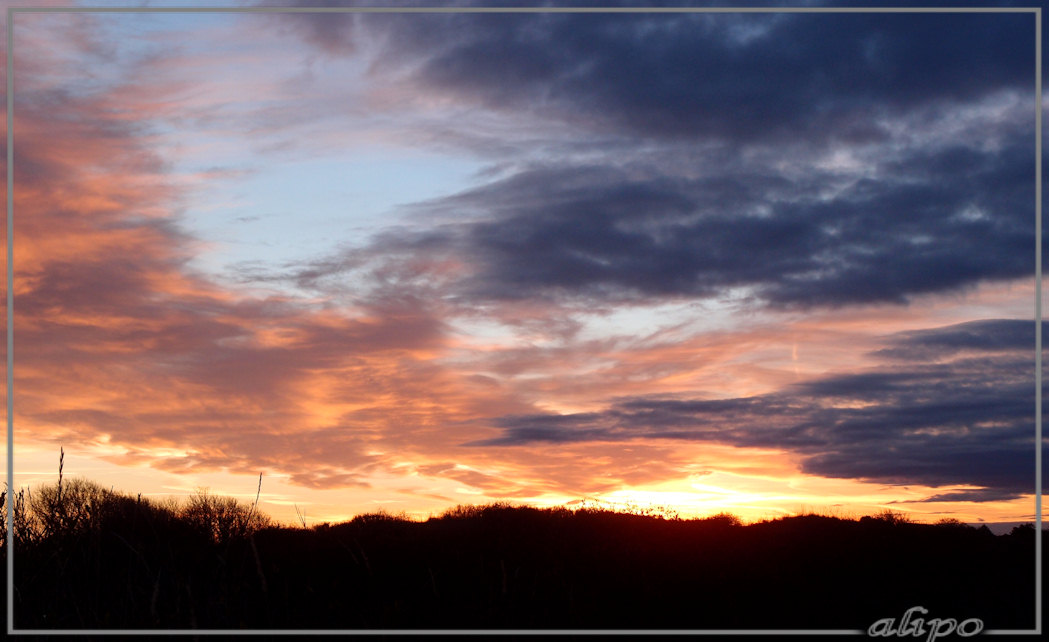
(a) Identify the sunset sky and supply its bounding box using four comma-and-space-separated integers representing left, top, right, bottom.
2, 0, 1043, 529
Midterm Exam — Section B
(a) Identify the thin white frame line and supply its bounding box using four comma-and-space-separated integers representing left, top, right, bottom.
6, 3, 1040, 637
5, 5, 13, 638
10, 629, 864, 636
5, 6, 1046, 13
1034, 4, 1043, 638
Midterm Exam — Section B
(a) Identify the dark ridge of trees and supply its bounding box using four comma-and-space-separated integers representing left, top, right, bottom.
0, 479, 1040, 630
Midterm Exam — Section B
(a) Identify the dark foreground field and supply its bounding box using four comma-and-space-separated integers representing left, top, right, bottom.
1, 478, 1039, 630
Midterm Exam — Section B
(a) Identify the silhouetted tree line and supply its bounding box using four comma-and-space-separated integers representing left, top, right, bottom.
0, 479, 1040, 630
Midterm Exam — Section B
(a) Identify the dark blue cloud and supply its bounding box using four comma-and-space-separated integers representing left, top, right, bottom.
458, 144, 1033, 307
871, 319, 1041, 360
191, 2, 1049, 317
910, 489, 1027, 503
468, 319, 1043, 498
265, 4, 1037, 310
361, 6, 1034, 144
298, 133, 1033, 308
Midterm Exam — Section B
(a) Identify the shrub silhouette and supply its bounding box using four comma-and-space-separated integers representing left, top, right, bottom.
181, 487, 271, 544
703, 511, 743, 527
870, 508, 914, 525
0, 483, 35, 549
29, 477, 118, 538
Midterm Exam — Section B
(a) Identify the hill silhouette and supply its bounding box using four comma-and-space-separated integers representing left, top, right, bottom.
1, 477, 1039, 630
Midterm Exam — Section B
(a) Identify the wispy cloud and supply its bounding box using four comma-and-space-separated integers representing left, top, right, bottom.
268, 7, 1035, 310
469, 320, 1041, 499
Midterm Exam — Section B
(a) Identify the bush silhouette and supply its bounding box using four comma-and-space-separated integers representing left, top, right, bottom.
181, 487, 271, 544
